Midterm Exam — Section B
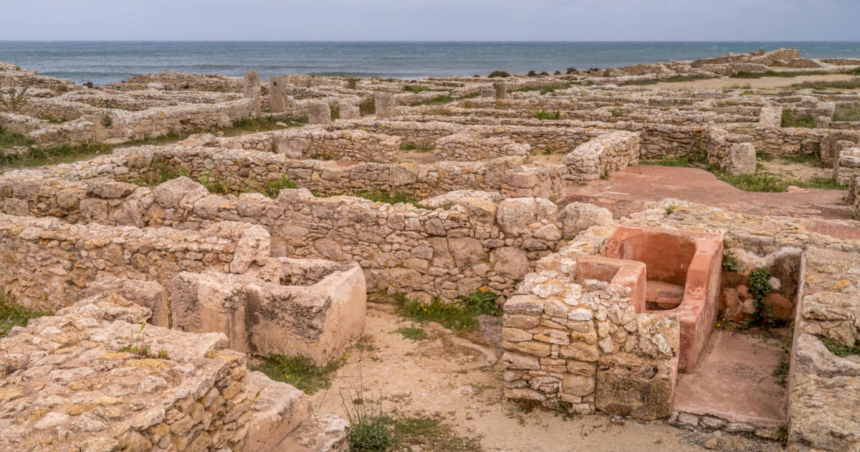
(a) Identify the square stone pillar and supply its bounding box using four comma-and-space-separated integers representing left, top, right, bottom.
375, 93, 396, 119
309, 101, 331, 125
269, 75, 288, 113
493, 82, 508, 100
243, 71, 262, 116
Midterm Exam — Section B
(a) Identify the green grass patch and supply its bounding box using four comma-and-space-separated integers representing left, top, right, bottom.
610, 108, 631, 117
534, 110, 561, 120
821, 337, 860, 357
793, 177, 843, 190
396, 296, 479, 332
0, 292, 45, 338
516, 86, 558, 95
399, 143, 433, 152
781, 109, 817, 128
411, 95, 454, 107
834, 103, 860, 122
404, 85, 430, 93
618, 74, 712, 86
394, 326, 429, 341
731, 70, 834, 79
0, 127, 34, 150
355, 191, 420, 206
386, 416, 482, 452
249, 354, 343, 395
790, 78, 860, 90
716, 172, 788, 192
395, 290, 500, 333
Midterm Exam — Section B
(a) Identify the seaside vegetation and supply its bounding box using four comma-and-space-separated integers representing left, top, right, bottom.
790, 78, 860, 91
488, 71, 510, 78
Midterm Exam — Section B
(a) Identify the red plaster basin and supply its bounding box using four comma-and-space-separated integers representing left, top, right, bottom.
603, 226, 724, 373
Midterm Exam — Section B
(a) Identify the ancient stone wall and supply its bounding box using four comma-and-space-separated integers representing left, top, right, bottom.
563, 132, 641, 182
195, 126, 401, 162
0, 213, 270, 312
787, 247, 860, 452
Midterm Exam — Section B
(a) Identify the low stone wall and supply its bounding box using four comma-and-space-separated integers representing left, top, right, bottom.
434, 128, 532, 160
121, 145, 564, 200
172, 257, 366, 365
191, 126, 401, 162
502, 222, 681, 420
787, 247, 860, 451
0, 292, 341, 452
563, 132, 641, 182
102, 98, 256, 142
108, 72, 245, 92
0, 213, 270, 312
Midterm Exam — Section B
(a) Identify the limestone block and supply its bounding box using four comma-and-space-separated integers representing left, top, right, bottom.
85, 277, 170, 327
559, 202, 614, 239
481, 88, 495, 98
727, 143, 756, 176
339, 103, 360, 120
375, 93, 396, 119
309, 101, 332, 125
595, 353, 677, 420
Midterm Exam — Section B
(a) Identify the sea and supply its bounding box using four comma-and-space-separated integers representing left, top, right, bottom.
1, 41, 860, 87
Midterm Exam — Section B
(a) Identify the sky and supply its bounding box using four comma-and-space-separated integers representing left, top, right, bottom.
0, 0, 858, 41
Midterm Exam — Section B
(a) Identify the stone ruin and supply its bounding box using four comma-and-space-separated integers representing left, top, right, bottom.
2, 48, 860, 451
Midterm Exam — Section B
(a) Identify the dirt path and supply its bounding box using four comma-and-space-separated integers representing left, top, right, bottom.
311, 304, 782, 452
653, 74, 857, 91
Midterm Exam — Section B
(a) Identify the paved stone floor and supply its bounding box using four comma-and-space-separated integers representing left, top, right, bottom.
561, 165, 853, 221
672, 330, 788, 427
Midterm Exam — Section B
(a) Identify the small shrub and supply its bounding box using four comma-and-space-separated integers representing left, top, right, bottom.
534, 110, 561, 120
666, 205, 675, 215
488, 71, 510, 78
396, 295, 480, 332
0, 87, 29, 112
748, 267, 774, 327
459, 290, 502, 316
610, 109, 630, 117
250, 354, 343, 394
0, 292, 44, 337
722, 250, 741, 272
101, 115, 113, 128
399, 143, 433, 152
342, 383, 391, 452
821, 337, 860, 357
264, 175, 296, 198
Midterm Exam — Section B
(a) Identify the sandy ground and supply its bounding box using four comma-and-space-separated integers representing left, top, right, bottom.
653, 74, 857, 91
310, 303, 784, 452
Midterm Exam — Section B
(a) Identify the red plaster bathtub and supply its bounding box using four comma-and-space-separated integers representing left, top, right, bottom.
602, 226, 724, 373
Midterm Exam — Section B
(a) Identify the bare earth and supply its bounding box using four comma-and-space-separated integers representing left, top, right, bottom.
654, 74, 858, 91
311, 304, 783, 452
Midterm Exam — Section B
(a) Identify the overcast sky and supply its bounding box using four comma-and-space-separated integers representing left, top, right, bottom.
0, 0, 858, 41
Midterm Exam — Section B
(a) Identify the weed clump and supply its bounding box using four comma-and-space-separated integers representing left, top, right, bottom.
250, 354, 344, 395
